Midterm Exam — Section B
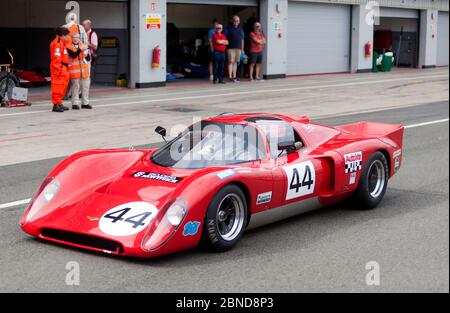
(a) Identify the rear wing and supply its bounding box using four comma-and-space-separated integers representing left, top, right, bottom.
335, 121, 404, 148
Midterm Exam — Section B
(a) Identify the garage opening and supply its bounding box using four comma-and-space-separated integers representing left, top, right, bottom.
166, 0, 258, 82
374, 8, 419, 68
0, 0, 129, 94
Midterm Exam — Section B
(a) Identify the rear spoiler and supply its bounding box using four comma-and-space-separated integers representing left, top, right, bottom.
335, 121, 404, 148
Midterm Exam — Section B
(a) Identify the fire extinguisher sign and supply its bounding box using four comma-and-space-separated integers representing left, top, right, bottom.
146, 13, 161, 30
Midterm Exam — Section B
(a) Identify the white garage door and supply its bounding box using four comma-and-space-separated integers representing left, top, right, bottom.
167, 0, 257, 5
287, 2, 351, 75
437, 12, 449, 66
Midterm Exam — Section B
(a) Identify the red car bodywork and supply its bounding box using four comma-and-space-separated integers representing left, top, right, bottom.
20, 113, 404, 258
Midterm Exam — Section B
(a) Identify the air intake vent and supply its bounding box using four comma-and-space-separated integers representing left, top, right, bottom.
41, 229, 124, 254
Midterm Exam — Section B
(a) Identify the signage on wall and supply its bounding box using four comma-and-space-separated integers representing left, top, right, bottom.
274, 21, 282, 32
151, 2, 157, 11
146, 13, 161, 30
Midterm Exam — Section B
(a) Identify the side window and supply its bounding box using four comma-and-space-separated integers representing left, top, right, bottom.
274, 126, 304, 158
255, 120, 304, 159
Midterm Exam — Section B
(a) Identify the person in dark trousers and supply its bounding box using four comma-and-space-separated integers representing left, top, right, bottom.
224, 16, 244, 83
208, 18, 220, 81
212, 24, 228, 84
249, 22, 266, 81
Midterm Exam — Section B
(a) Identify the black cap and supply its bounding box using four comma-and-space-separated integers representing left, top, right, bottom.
56, 27, 70, 37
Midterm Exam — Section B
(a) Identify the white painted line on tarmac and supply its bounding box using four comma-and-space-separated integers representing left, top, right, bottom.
405, 118, 449, 129
0, 199, 31, 209
0, 74, 448, 118
0, 117, 448, 210
28, 71, 446, 106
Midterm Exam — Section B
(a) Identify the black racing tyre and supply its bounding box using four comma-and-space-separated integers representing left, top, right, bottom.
353, 151, 389, 210
0, 73, 19, 104
203, 184, 248, 252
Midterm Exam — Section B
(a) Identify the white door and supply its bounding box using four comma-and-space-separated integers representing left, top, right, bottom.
167, 0, 258, 5
287, 2, 351, 75
437, 12, 449, 66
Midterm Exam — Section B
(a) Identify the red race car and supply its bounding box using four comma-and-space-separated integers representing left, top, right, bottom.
20, 113, 404, 258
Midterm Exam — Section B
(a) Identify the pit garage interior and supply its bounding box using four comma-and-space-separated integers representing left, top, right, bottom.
166, 0, 258, 81
374, 7, 420, 68
0, 0, 129, 87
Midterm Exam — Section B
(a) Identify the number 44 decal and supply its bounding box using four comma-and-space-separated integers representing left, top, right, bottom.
104, 208, 152, 229
283, 161, 316, 200
99, 202, 158, 237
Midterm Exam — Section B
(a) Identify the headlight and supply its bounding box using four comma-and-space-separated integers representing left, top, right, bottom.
166, 203, 187, 226
22, 178, 60, 224
141, 198, 187, 252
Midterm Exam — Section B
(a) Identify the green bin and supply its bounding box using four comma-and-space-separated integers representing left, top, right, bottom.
381, 55, 393, 72
372, 51, 379, 73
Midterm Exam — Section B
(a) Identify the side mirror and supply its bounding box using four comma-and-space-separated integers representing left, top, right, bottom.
155, 126, 167, 142
278, 141, 296, 153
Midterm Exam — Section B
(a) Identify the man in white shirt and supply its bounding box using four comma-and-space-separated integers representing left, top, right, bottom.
80, 19, 98, 104
82, 19, 98, 64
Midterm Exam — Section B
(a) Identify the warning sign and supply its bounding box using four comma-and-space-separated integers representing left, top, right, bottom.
146, 13, 161, 30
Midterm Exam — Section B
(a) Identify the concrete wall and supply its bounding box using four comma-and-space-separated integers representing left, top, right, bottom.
130, 0, 167, 88
351, 4, 374, 73
419, 9, 439, 68
0, 0, 127, 29
260, 0, 288, 78
289, 0, 448, 11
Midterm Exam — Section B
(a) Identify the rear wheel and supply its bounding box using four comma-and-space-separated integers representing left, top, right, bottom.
0, 73, 19, 105
203, 184, 248, 252
353, 152, 389, 210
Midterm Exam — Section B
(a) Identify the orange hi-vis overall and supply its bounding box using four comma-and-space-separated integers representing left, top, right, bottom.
68, 43, 90, 79
67, 23, 81, 46
50, 37, 70, 105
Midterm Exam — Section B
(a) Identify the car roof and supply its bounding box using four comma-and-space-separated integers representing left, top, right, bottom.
207, 113, 310, 125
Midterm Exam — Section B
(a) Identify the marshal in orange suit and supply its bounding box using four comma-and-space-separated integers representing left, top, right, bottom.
50, 27, 70, 113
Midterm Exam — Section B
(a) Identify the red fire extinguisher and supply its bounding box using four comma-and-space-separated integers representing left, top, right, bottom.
365, 42, 372, 59
152, 45, 161, 68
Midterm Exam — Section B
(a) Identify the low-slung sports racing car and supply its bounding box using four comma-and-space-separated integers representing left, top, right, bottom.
20, 113, 404, 258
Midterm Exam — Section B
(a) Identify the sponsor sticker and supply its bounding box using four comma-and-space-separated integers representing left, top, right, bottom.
256, 192, 272, 205
394, 157, 401, 172
183, 221, 201, 236
132, 172, 182, 184
216, 169, 236, 180
344, 152, 363, 174
393, 149, 402, 158
349, 173, 357, 185
99, 202, 158, 237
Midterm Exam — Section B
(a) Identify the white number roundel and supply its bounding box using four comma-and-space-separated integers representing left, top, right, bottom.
99, 202, 158, 237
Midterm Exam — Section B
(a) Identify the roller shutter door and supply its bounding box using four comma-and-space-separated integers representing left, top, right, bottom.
287, 2, 351, 75
167, 0, 258, 6
437, 12, 449, 66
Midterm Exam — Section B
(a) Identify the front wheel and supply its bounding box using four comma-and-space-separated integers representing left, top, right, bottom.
353, 152, 389, 210
203, 184, 248, 252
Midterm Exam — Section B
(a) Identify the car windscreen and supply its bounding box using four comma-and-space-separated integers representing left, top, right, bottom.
151, 122, 267, 169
